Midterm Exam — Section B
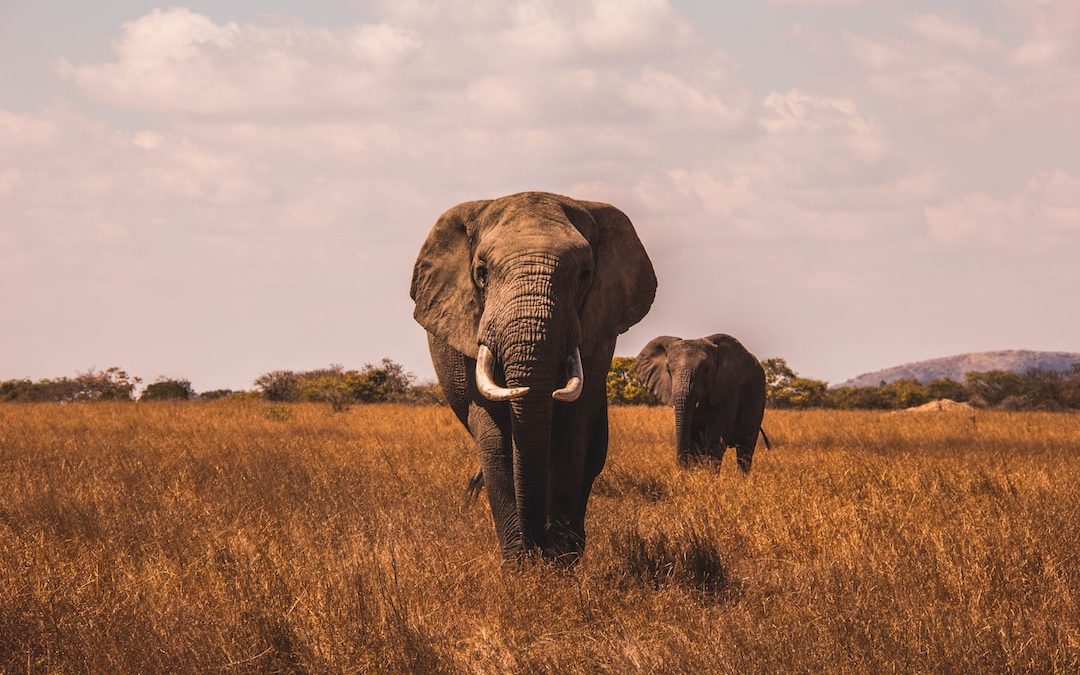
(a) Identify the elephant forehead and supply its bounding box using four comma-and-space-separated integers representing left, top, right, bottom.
478, 220, 591, 261
483, 192, 599, 241
669, 341, 713, 363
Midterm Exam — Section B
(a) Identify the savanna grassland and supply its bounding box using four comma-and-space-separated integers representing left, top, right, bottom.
0, 402, 1077, 673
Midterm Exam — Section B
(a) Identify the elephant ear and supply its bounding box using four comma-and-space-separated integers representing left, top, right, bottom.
578, 201, 657, 342
636, 336, 679, 405
410, 200, 491, 358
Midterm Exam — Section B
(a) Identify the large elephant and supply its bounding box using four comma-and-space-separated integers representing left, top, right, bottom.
410, 192, 656, 563
636, 334, 770, 471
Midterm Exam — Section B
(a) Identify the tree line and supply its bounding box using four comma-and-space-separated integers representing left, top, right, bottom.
3, 357, 1079, 411
759, 357, 1080, 411
0, 360, 441, 409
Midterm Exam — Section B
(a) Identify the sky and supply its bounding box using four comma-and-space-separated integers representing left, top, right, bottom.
1, 0, 1078, 390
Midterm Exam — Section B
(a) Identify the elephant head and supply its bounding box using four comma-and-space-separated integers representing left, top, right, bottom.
411, 192, 656, 556
637, 334, 767, 470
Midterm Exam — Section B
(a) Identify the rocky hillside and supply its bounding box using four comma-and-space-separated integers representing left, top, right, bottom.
835, 350, 1080, 388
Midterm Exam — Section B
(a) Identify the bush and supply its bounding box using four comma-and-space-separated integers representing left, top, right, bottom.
141, 378, 194, 401
965, 370, 1025, 407
402, 381, 447, 405
198, 389, 236, 400
252, 360, 417, 409
0, 379, 34, 402
761, 357, 829, 409
298, 371, 355, 412
607, 357, 658, 405
253, 370, 301, 402
0, 369, 140, 403
927, 378, 968, 402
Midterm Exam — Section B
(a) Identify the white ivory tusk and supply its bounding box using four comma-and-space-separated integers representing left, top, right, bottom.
475, 344, 530, 401
553, 348, 584, 402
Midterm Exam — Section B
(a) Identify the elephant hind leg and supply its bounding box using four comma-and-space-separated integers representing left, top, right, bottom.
734, 445, 754, 474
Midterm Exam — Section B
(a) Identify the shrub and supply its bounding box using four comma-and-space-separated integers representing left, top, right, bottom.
253, 371, 301, 402
607, 357, 658, 405
252, 360, 417, 408
761, 357, 828, 409
965, 370, 1024, 407
198, 389, 236, 400
141, 378, 194, 401
298, 372, 355, 412
0, 379, 34, 402
927, 378, 968, 402
402, 381, 447, 405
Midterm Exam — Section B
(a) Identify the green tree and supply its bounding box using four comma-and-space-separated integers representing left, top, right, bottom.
761, 357, 797, 397
965, 370, 1024, 407
825, 386, 890, 410
607, 356, 658, 405
140, 378, 194, 401
882, 378, 931, 409
0, 379, 34, 402
927, 378, 968, 402
253, 370, 301, 402
402, 381, 448, 405
71, 367, 141, 401
772, 377, 828, 408
298, 372, 355, 411
198, 389, 236, 400
761, 357, 827, 408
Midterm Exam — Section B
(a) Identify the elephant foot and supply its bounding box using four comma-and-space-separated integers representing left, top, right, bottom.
735, 446, 754, 474
499, 529, 548, 566
679, 451, 725, 471
542, 523, 585, 568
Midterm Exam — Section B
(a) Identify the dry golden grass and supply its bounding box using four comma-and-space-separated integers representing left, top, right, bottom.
0, 402, 1077, 673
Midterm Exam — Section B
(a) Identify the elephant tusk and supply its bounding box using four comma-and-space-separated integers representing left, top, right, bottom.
553, 348, 584, 402
476, 345, 530, 401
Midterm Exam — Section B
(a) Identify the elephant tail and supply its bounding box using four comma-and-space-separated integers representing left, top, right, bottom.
759, 427, 772, 450
464, 466, 485, 504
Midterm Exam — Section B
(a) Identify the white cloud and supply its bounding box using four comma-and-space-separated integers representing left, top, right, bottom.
824, 3, 1080, 136
759, 89, 887, 163
1006, 0, 1080, 67
908, 13, 998, 53
925, 170, 1080, 246
59, 8, 417, 115
841, 31, 1005, 135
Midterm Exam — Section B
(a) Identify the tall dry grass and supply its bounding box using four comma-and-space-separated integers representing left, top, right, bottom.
0, 402, 1077, 672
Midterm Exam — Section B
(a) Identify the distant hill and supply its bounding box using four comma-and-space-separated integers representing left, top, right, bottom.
835, 350, 1080, 389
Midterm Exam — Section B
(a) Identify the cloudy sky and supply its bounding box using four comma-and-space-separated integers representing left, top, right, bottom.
2, 1, 1078, 390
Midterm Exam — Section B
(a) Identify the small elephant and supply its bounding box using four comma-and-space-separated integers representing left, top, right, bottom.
636, 334, 770, 471
410, 192, 656, 563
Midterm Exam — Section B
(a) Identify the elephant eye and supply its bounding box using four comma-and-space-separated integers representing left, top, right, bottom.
475, 261, 488, 289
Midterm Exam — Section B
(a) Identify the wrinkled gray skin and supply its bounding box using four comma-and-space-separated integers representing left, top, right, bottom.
410, 192, 656, 564
636, 334, 769, 471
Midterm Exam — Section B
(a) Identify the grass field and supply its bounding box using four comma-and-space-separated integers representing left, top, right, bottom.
0, 402, 1077, 673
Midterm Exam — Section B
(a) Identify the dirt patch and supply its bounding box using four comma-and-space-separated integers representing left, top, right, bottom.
905, 398, 975, 412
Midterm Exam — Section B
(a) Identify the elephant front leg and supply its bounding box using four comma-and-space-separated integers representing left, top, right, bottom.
467, 401, 524, 560
546, 405, 593, 565
546, 358, 609, 565
700, 414, 726, 463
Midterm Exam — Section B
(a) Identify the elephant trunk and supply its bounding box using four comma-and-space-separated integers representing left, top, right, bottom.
482, 257, 577, 555
508, 387, 555, 552
672, 369, 695, 465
